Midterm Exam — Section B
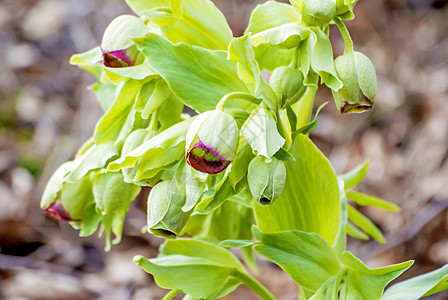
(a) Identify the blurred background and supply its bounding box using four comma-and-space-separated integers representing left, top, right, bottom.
0, 0, 447, 299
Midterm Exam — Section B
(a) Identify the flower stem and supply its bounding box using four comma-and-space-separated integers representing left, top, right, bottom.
334, 17, 354, 54
236, 271, 276, 300
215, 92, 261, 111
162, 289, 181, 300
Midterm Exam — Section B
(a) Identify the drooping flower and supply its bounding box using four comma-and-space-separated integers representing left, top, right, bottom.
100, 15, 146, 68
247, 156, 286, 206
332, 51, 377, 113
185, 110, 239, 174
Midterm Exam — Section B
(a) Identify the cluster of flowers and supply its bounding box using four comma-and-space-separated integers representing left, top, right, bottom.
41, 0, 376, 248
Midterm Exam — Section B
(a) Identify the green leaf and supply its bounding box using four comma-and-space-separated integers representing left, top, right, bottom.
254, 134, 341, 245
253, 227, 341, 291
227, 34, 279, 110
66, 143, 118, 182
195, 176, 234, 214
245, 1, 300, 35
228, 135, 255, 189
381, 264, 448, 300
341, 251, 413, 300
346, 221, 369, 240
253, 43, 295, 71
134, 34, 248, 112
91, 171, 140, 246
90, 82, 116, 112
347, 191, 400, 212
69, 46, 103, 79
241, 105, 285, 158
340, 160, 369, 190
309, 28, 342, 91
143, 0, 233, 50
94, 79, 142, 144
92, 171, 140, 215
219, 239, 256, 248
103, 62, 157, 84
134, 239, 245, 299
292, 101, 327, 137
125, 0, 169, 15
108, 118, 192, 175
347, 205, 386, 243
251, 23, 310, 49
273, 147, 295, 162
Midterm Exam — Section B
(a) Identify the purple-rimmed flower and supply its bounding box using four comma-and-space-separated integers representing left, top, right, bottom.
100, 15, 146, 68
102, 49, 136, 68
185, 110, 239, 174
44, 202, 76, 222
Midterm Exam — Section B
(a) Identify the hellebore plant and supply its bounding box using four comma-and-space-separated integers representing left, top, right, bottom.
41, 0, 448, 299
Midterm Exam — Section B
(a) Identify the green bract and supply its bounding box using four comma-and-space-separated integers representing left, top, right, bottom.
41, 0, 448, 299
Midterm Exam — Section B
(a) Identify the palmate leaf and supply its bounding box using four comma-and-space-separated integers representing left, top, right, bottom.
133, 34, 248, 113
134, 239, 246, 299
381, 264, 448, 300
341, 252, 413, 300
253, 226, 341, 292
254, 134, 340, 246
347, 205, 385, 243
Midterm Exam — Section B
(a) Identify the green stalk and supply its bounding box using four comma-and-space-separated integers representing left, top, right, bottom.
236, 271, 276, 300
162, 289, 181, 300
295, 85, 317, 129
333, 17, 354, 54
215, 92, 261, 111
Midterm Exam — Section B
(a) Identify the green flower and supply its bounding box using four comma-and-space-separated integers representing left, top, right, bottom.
147, 181, 191, 238
332, 51, 377, 113
247, 156, 287, 205
186, 110, 239, 174
101, 15, 146, 67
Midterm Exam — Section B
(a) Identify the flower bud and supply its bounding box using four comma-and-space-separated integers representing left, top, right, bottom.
270, 66, 306, 108
247, 156, 287, 206
101, 15, 147, 68
147, 181, 191, 238
300, 0, 336, 27
186, 110, 239, 174
332, 51, 377, 113
335, 0, 358, 19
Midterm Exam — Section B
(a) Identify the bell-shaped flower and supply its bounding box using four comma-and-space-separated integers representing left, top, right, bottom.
332, 51, 377, 113
300, 0, 336, 27
185, 110, 239, 174
40, 162, 92, 222
247, 156, 287, 206
101, 15, 147, 68
147, 181, 191, 238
